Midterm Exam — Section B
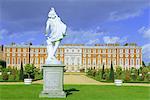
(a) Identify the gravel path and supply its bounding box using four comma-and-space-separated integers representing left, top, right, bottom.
32, 74, 103, 85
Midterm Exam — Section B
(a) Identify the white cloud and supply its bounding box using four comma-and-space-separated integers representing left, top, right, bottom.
138, 26, 150, 39
0, 29, 42, 44
62, 27, 106, 44
109, 10, 141, 21
103, 36, 127, 44
64, 28, 128, 45
9, 30, 41, 39
86, 39, 99, 45
142, 43, 150, 63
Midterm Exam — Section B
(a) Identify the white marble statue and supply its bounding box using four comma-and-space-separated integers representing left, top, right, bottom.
45, 8, 67, 64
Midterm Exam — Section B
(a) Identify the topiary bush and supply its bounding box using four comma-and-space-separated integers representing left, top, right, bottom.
24, 64, 35, 79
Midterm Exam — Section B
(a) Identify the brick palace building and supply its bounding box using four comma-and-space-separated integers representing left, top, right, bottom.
0, 43, 142, 72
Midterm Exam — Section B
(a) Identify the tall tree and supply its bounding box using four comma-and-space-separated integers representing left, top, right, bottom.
101, 64, 105, 79
19, 61, 24, 81
109, 61, 114, 82
142, 61, 146, 67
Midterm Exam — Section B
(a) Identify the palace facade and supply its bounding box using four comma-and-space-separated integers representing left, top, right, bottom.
0, 43, 142, 72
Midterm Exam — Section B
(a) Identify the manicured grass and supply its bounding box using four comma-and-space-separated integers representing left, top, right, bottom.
0, 84, 149, 100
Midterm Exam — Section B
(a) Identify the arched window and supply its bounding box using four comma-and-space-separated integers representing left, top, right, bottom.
125, 58, 129, 65
136, 58, 140, 65
88, 58, 91, 65
119, 58, 123, 65
35, 57, 38, 64
40, 57, 43, 64
71, 57, 75, 65
108, 58, 111, 65
103, 58, 106, 65
136, 49, 139, 53
125, 49, 129, 53
120, 49, 123, 53
7, 58, 10, 64
30, 58, 33, 64
113, 58, 116, 65
12, 58, 15, 64
18, 58, 20, 64
93, 58, 96, 65
130, 58, 134, 66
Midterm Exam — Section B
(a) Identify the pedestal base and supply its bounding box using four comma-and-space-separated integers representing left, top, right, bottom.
39, 90, 66, 98
39, 64, 66, 98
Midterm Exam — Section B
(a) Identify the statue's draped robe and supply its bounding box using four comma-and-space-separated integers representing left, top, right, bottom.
45, 13, 67, 64
46, 17, 67, 42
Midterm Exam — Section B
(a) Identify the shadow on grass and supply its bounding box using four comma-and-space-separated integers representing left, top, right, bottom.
64, 88, 80, 97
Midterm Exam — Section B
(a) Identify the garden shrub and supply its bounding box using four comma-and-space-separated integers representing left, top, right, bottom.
130, 67, 138, 81
2, 71, 9, 80
86, 68, 92, 76
11, 67, 17, 80
137, 75, 144, 81
104, 68, 110, 81
86, 66, 150, 83
34, 68, 43, 80
116, 66, 122, 79
94, 69, 102, 81
142, 67, 149, 81
124, 69, 131, 82
91, 69, 96, 77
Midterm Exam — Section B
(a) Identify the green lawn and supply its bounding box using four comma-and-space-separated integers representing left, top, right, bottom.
0, 84, 149, 100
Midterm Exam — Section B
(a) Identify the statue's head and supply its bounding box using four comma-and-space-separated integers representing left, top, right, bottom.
48, 8, 58, 19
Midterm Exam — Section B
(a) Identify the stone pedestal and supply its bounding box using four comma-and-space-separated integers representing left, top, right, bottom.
39, 64, 66, 98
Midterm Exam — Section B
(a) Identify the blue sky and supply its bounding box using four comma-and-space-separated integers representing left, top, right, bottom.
0, 0, 150, 63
